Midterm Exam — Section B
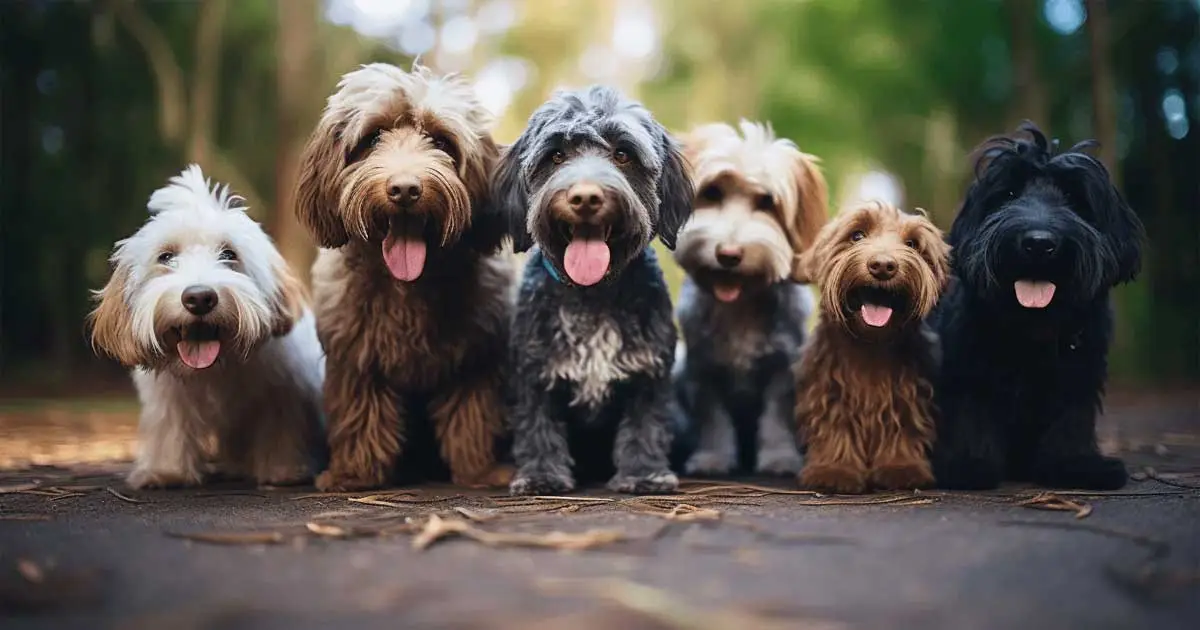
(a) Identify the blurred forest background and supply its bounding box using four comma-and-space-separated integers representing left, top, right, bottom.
0, 0, 1197, 400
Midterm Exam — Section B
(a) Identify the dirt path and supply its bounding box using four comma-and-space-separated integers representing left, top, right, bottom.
0, 393, 1197, 629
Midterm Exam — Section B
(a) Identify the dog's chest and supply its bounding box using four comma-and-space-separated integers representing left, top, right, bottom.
543, 308, 656, 408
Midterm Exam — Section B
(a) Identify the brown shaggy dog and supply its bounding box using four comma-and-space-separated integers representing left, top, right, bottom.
296, 63, 513, 491
794, 200, 950, 494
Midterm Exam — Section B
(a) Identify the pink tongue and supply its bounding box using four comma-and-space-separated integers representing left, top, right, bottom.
563, 238, 611, 286
178, 340, 220, 369
1014, 280, 1056, 308
861, 304, 893, 327
382, 236, 426, 282
714, 284, 742, 303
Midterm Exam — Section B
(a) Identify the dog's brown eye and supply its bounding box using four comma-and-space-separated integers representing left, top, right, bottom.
157, 251, 175, 266
612, 149, 631, 165
699, 185, 722, 203
904, 239, 916, 248
348, 130, 382, 163
850, 230, 866, 242
754, 194, 775, 211
430, 134, 454, 156
218, 248, 238, 261
550, 150, 566, 165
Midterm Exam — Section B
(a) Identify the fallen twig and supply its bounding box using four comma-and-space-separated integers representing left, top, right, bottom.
1016, 492, 1092, 519
0, 482, 40, 494
411, 514, 626, 552
105, 487, 146, 504
166, 530, 288, 545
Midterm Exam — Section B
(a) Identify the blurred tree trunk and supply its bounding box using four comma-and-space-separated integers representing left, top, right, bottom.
1085, 0, 1119, 186
1006, 0, 1047, 128
274, 0, 318, 282
108, 0, 262, 210
187, 0, 227, 166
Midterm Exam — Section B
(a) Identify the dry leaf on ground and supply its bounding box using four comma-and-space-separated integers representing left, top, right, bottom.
411, 514, 626, 552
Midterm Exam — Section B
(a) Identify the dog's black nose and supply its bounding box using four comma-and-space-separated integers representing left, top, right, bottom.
387, 177, 422, 206
868, 255, 898, 281
715, 245, 743, 268
1021, 230, 1060, 259
181, 285, 218, 316
567, 182, 605, 216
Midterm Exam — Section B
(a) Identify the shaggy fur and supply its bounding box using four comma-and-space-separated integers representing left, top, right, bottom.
494, 85, 693, 495
296, 63, 514, 491
90, 165, 325, 489
671, 120, 828, 476
931, 122, 1145, 491
794, 201, 949, 494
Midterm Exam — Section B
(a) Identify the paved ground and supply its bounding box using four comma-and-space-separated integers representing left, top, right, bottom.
0, 392, 1197, 630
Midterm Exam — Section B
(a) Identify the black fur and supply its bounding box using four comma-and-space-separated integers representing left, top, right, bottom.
932, 122, 1145, 490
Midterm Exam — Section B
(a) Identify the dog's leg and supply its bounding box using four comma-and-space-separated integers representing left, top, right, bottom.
683, 385, 738, 476
1030, 405, 1126, 490
430, 375, 513, 488
127, 400, 205, 490
315, 367, 404, 492
755, 375, 803, 476
931, 397, 1006, 490
609, 379, 679, 494
797, 428, 870, 494
869, 410, 935, 491
509, 386, 575, 496
246, 402, 319, 487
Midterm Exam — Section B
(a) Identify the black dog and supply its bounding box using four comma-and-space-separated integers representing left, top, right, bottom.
493, 85, 693, 495
932, 122, 1145, 490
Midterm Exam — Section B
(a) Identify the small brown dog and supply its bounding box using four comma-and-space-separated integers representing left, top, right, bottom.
794, 200, 950, 493
296, 63, 513, 491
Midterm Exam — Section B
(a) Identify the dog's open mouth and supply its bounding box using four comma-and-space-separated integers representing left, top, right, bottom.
176, 322, 221, 369
382, 214, 429, 282
562, 223, 612, 286
1014, 279, 1056, 309
846, 286, 907, 328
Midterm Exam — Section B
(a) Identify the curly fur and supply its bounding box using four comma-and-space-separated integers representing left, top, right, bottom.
495, 85, 693, 495
931, 122, 1145, 491
89, 165, 325, 489
670, 120, 827, 476
296, 63, 514, 491
794, 201, 949, 494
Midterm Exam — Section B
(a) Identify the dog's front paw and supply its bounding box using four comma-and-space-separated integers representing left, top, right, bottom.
314, 470, 385, 493
684, 450, 736, 476
127, 467, 202, 490
509, 467, 575, 496
756, 447, 803, 476
799, 463, 868, 494
871, 460, 934, 491
607, 470, 679, 494
1033, 453, 1127, 490
257, 464, 313, 487
454, 463, 516, 489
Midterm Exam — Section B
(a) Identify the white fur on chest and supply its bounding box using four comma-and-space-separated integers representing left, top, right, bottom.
543, 308, 660, 408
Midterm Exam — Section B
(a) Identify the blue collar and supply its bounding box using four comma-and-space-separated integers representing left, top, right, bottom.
540, 246, 654, 285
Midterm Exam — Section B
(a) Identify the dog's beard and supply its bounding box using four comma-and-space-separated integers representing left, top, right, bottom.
529, 189, 650, 287
960, 208, 1106, 310
132, 276, 273, 372
820, 255, 939, 336
339, 162, 470, 282
674, 212, 793, 302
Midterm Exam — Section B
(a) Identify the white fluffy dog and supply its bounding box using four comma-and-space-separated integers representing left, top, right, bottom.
90, 165, 326, 489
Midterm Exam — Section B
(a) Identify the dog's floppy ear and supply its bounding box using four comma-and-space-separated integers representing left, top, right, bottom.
463, 134, 508, 254
655, 134, 694, 250
1089, 166, 1145, 286
88, 263, 142, 366
796, 214, 840, 285
269, 257, 310, 337
787, 150, 829, 282
296, 116, 350, 249
491, 135, 533, 253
